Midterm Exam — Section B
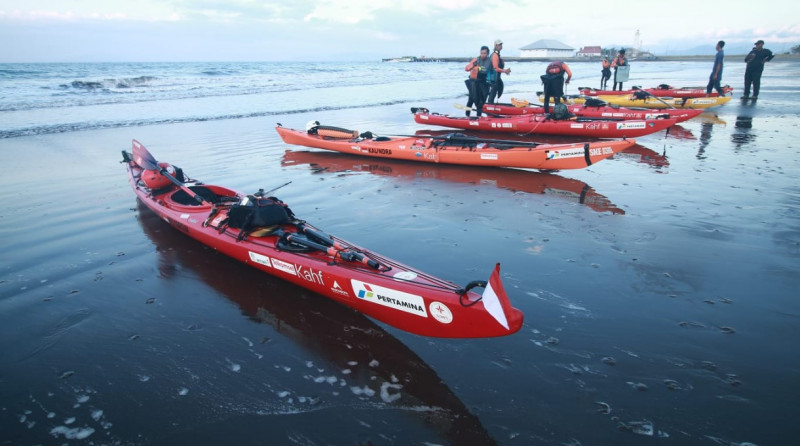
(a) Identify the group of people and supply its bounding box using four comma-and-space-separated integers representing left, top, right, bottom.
706, 39, 774, 99
464, 39, 511, 117
464, 39, 776, 117
601, 49, 628, 90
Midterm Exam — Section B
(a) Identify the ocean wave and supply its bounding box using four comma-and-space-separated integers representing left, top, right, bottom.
61, 76, 158, 90
0, 97, 444, 139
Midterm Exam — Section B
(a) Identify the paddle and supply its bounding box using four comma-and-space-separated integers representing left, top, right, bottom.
631, 87, 676, 109
298, 225, 382, 269
131, 139, 211, 206
251, 225, 382, 270
430, 133, 544, 147
510, 97, 533, 108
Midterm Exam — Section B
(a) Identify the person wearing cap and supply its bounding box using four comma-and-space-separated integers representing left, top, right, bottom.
706, 40, 726, 96
611, 49, 628, 91
743, 40, 774, 99
486, 39, 511, 104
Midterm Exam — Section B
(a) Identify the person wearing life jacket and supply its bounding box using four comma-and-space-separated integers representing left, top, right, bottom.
486, 39, 511, 104
464, 46, 492, 117
540, 61, 572, 115
611, 49, 628, 91
601, 56, 612, 89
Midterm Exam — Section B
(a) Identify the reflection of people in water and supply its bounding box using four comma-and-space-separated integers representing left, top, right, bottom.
697, 122, 713, 159
732, 116, 756, 149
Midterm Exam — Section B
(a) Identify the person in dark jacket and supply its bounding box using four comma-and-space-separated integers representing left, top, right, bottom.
706, 40, 726, 96
541, 61, 572, 115
743, 40, 774, 99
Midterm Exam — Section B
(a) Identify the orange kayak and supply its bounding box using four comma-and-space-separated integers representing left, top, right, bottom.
276, 124, 636, 170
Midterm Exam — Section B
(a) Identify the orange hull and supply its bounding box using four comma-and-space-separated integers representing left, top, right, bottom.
276, 125, 635, 171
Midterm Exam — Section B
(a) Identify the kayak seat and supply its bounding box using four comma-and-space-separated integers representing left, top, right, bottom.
171, 186, 228, 205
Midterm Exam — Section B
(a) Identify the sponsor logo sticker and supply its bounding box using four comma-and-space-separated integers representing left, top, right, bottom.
270, 258, 297, 276
248, 251, 271, 267
546, 148, 586, 159
330, 280, 350, 296
352, 279, 428, 317
480, 153, 498, 160
429, 301, 453, 324
616, 121, 646, 130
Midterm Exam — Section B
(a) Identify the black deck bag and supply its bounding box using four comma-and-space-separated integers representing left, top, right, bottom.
584, 97, 607, 107
226, 195, 294, 236
551, 103, 571, 120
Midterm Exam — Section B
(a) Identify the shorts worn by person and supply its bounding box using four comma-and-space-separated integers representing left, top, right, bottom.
743, 40, 774, 99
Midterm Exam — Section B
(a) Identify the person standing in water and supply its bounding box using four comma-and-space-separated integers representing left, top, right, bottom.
743, 40, 774, 99
706, 40, 726, 96
601, 56, 612, 90
464, 46, 491, 117
486, 39, 511, 104
541, 61, 572, 115
611, 49, 628, 91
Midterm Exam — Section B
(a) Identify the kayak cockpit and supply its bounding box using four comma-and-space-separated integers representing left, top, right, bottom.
169, 185, 239, 206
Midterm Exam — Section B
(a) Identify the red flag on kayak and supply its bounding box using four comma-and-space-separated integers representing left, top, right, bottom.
482, 263, 513, 330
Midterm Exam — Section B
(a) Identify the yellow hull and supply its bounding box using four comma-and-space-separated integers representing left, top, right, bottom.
539, 94, 732, 109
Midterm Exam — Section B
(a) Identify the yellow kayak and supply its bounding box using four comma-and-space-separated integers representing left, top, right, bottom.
538, 92, 732, 109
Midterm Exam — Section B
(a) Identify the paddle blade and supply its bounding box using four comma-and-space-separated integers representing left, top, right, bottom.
510, 97, 530, 108
481, 263, 514, 330
132, 139, 158, 170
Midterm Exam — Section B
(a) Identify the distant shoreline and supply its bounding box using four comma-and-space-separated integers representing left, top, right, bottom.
384, 54, 799, 63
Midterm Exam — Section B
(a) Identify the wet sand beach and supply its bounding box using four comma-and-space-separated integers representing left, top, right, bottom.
1, 60, 799, 445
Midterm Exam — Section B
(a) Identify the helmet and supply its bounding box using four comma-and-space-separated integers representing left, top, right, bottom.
141, 162, 175, 190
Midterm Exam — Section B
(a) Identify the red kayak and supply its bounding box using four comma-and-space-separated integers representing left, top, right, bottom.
578, 84, 733, 98
123, 140, 523, 338
277, 123, 635, 170
482, 101, 702, 123
413, 108, 676, 138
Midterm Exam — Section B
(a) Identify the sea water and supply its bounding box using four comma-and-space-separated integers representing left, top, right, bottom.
1, 59, 799, 445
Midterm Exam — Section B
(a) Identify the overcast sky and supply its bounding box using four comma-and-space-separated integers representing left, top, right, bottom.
1, 0, 798, 62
